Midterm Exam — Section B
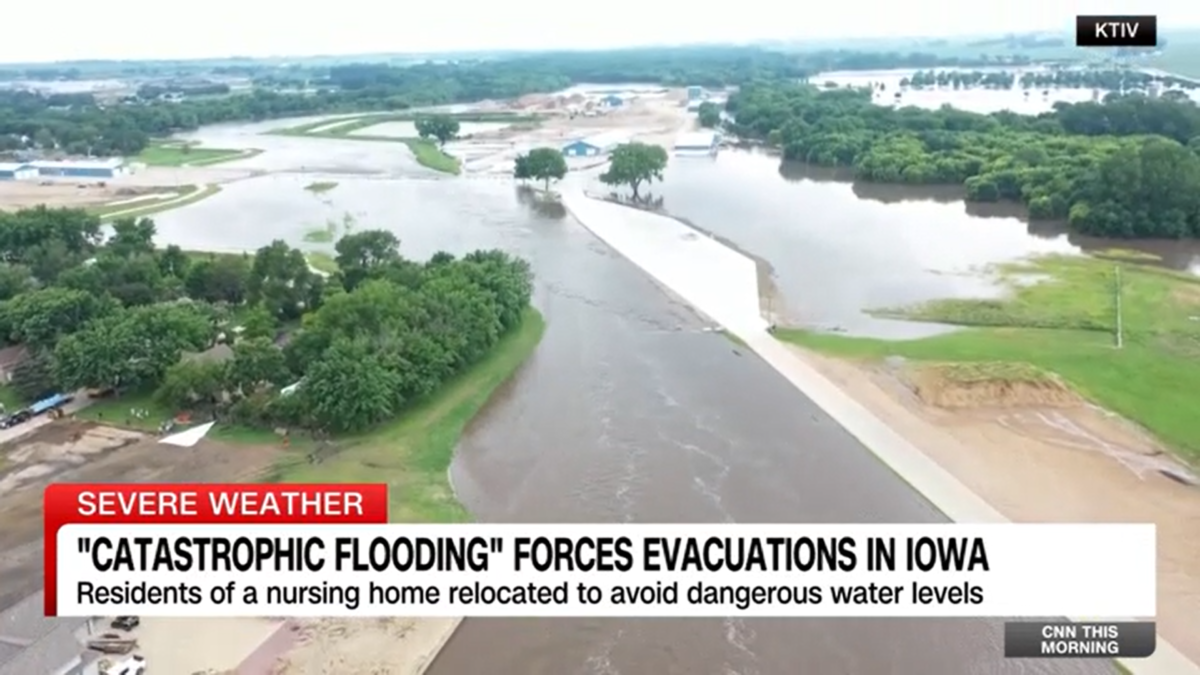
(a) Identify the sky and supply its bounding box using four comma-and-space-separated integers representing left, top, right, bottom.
4, 0, 1199, 63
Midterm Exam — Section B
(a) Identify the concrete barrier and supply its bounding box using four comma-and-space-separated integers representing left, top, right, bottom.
560, 189, 1199, 675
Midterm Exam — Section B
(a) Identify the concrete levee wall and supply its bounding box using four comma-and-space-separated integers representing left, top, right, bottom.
559, 189, 1198, 675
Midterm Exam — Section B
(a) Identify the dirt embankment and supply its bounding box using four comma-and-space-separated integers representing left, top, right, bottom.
782, 345, 1200, 665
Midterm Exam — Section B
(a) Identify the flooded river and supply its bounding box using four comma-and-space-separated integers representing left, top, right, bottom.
156, 119, 1119, 674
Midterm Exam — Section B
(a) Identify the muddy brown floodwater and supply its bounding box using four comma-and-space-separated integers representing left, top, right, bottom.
150, 123, 1118, 675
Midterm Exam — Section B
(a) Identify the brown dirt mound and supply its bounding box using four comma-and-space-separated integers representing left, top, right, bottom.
907, 362, 1080, 409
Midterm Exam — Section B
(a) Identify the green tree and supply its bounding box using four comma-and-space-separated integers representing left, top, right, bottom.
0, 263, 33, 302
227, 337, 289, 393
697, 102, 721, 128
513, 153, 532, 182
10, 350, 56, 401
414, 115, 461, 147
599, 142, 669, 199
155, 359, 227, 411
0, 287, 117, 348
301, 338, 400, 432
53, 303, 212, 391
239, 304, 276, 340
108, 217, 157, 257
334, 229, 401, 291
248, 240, 321, 320
185, 254, 250, 305
516, 148, 568, 190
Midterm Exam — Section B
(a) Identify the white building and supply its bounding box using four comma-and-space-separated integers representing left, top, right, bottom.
0, 162, 36, 180
28, 158, 126, 180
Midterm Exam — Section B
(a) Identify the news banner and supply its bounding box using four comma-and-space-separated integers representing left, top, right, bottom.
46, 484, 1160, 658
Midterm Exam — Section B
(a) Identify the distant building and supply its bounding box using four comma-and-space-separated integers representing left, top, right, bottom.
687, 86, 703, 101
600, 94, 624, 107
561, 132, 630, 158
674, 131, 720, 156
28, 158, 126, 180
0, 163, 36, 181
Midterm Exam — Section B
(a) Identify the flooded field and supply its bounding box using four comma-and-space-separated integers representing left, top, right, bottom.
646, 151, 1200, 337
138, 111, 1129, 674
815, 67, 1200, 114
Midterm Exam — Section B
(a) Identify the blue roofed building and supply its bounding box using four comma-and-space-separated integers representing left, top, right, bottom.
600, 94, 624, 107
561, 132, 630, 158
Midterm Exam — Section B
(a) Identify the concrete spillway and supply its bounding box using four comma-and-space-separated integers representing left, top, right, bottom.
559, 189, 1199, 675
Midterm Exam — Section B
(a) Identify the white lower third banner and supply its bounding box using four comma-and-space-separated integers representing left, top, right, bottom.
54, 523, 1155, 618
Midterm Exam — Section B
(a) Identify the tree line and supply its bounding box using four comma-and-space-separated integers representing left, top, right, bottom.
0, 47, 1043, 157
900, 69, 1198, 92
726, 82, 1200, 238
0, 207, 533, 433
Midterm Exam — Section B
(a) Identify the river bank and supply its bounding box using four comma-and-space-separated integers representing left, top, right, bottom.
560, 190, 1200, 674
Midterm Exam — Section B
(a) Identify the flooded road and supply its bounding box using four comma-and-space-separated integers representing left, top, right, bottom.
156, 123, 1116, 675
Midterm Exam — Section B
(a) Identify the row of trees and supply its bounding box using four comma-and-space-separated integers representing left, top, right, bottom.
900, 69, 1198, 92
512, 142, 669, 199
0, 208, 534, 433
1, 47, 1051, 157
726, 83, 1200, 238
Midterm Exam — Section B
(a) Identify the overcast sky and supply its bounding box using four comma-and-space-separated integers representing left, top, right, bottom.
3, 0, 1195, 63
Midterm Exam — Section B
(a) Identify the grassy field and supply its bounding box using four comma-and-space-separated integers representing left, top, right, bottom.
403, 139, 461, 174
90, 184, 222, 220
304, 251, 339, 274
776, 254, 1200, 464
272, 111, 538, 138
135, 141, 260, 167
268, 111, 536, 175
74, 308, 545, 522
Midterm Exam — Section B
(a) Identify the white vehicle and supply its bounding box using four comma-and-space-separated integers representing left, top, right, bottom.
97, 654, 146, 675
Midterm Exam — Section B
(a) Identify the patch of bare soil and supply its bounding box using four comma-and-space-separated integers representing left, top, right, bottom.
272, 617, 460, 675
781, 343, 1200, 665
0, 181, 118, 210
906, 363, 1080, 409
0, 420, 281, 614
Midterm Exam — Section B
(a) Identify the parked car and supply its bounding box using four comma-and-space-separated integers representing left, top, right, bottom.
111, 616, 139, 631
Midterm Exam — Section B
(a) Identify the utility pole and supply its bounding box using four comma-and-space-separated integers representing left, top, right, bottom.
1114, 265, 1124, 349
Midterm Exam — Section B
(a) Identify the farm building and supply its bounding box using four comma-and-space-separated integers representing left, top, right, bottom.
0, 162, 36, 180
28, 158, 126, 180
561, 132, 630, 157
600, 94, 624, 107
674, 131, 720, 155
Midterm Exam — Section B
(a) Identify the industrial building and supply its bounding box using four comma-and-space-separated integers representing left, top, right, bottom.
561, 132, 630, 157
29, 158, 126, 180
674, 131, 720, 155
687, 86, 703, 101
0, 162, 36, 180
